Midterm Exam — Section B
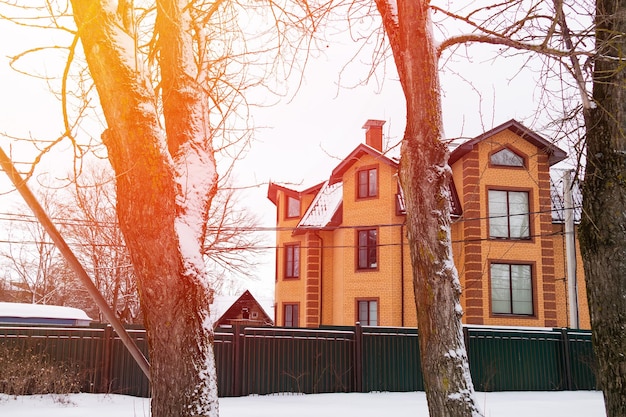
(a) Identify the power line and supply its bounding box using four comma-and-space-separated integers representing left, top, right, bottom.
0, 227, 571, 252
0, 204, 583, 233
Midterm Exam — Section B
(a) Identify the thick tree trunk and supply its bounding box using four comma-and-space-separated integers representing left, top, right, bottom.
71, 2, 219, 416
375, 2, 482, 416
579, 1, 626, 415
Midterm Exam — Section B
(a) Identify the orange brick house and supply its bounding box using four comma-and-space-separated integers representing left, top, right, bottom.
267, 119, 589, 329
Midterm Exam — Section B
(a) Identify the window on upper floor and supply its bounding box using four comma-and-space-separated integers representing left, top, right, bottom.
357, 167, 378, 199
490, 147, 525, 167
490, 263, 533, 316
286, 196, 300, 219
284, 243, 300, 279
357, 229, 378, 270
488, 189, 530, 239
357, 299, 378, 326
284, 303, 299, 327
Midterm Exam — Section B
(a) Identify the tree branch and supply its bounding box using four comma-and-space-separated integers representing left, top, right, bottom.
437, 33, 592, 60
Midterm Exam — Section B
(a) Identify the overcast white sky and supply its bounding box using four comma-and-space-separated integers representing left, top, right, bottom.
242, 42, 545, 191
0, 6, 565, 301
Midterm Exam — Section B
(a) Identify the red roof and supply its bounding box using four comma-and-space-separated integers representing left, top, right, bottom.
449, 119, 567, 166
329, 143, 399, 185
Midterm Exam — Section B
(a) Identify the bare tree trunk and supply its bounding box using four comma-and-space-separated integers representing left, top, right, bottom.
579, 1, 626, 415
70, 2, 219, 416
375, 2, 482, 416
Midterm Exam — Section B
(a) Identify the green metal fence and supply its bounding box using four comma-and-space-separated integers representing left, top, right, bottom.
562, 329, 596, 390
0, 324, 597, 398
103, 326, 150, 396
238, 327, 354, 396
468, 328, 563, 391
0, 324, 150, 396
360, 326, 423, 392
465, 327, 597, 392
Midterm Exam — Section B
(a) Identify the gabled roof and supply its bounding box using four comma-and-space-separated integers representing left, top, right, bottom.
449, 119, 568, 166
270, 140, 465, 233
329, 143, 399, 185
267, 181, 324, 206
211, 290, 274, 327
295, 181, 343, 234
292, 143, 399, 233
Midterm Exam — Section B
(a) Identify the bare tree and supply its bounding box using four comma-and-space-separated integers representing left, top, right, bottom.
439, 1, 626, 414
1, 162, 266, 324
0, 189, 67, 305
369, 2, 483, 415
60, 164, 141, 323
203, 181, 266, 295
577, 1, 626, 415
367, 1, 595, 415
61, 164, 265, 321
1, 1, 327, 415
67, 4, 320, 413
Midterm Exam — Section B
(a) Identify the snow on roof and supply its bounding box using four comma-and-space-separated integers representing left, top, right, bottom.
296, 181, 343, 230
0, 302, 92, 321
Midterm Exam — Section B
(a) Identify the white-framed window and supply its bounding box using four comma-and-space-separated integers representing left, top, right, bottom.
488, 190, 530, 239
491, 263, 533, 315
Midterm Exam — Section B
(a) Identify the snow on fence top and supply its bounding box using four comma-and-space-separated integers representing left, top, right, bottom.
0, 302, 92, 327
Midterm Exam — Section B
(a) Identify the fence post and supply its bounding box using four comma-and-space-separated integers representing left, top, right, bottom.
354, 322, 363, 393
463, 326, 470, 356
560, 328, 573, 390
100, 325, 114, 393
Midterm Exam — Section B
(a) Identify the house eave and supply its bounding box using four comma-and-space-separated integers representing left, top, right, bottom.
449, 119, 568, 167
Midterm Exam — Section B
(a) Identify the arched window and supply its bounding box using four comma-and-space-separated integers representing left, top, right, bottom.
490, 148, 525, 167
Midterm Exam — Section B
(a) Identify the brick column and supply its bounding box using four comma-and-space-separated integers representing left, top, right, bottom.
462, 151, 484, 324
538, 156, 557, 326
305, 233, 321, 327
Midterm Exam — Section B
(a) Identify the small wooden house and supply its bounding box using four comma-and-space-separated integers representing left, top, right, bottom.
211, 290, 274, 328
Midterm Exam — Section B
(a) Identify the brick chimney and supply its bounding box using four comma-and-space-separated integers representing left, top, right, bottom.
362, 119, 386, 152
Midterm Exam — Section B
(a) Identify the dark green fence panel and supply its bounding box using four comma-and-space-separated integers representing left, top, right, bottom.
0, 325, 105, 393
565, 330, 597, 390
44, 326, 105, 393
241, 327, 354, 395
0, 324, 598, 397
467, 328, 566, 391
361, 326, 423, 392
106, 327, 150, 397
213, 329, 236, 397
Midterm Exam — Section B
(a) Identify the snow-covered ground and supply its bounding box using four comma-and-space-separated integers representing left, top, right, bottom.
0, 391, 606, 416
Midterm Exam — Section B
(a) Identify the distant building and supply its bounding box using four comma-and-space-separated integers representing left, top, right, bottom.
0, 302, 93, 327
211, 290, 274, 328
268, 119, 589, 329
